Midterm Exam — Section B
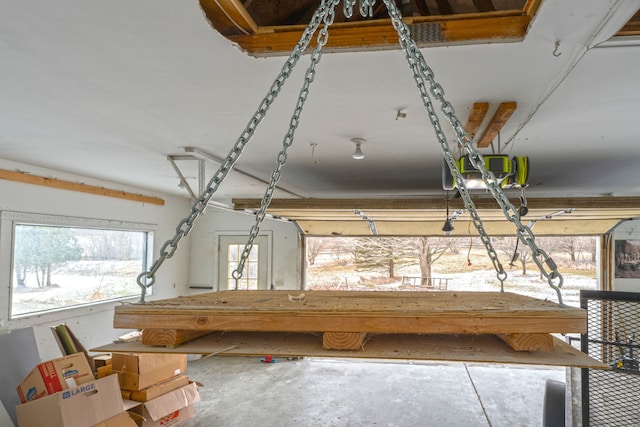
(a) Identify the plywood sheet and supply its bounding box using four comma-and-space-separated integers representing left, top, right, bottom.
92, 332, 608, 369
114, 290, 585, 335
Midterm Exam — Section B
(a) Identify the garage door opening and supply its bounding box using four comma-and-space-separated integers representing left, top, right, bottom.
304, 235, 599, 307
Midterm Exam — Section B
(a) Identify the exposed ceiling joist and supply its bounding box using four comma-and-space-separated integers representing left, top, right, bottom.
465, 102, 489, 140
477, 101, 517, 148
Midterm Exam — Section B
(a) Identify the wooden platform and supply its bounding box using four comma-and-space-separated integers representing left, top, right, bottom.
114, 290, 585, 335
109, 290, 604, 368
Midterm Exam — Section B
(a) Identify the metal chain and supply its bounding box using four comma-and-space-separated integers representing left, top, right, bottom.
343, 0, 355, 18
360, 0, 376, 17
136, 0, 335, 302
382, 0, 564, 305
231, 0, 340, 288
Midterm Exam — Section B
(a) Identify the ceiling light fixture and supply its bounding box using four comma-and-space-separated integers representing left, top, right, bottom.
351, 137, 365, 160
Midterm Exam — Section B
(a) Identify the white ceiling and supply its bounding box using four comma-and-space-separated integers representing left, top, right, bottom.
2, 0, 640, 206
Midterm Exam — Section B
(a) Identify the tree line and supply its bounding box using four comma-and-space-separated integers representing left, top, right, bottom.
307, 236, 597, 282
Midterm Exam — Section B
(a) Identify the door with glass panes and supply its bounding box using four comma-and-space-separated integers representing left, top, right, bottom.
218, 235, 269, 290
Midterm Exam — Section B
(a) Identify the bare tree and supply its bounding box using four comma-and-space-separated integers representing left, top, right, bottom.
353, 237, 415, 279
415, 237, 452, 286
306, 237, 326, 266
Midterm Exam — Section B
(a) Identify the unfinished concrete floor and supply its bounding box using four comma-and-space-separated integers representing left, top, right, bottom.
182, 356, 565, 427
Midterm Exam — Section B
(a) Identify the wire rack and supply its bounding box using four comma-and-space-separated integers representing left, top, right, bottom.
580, 290, 640, 426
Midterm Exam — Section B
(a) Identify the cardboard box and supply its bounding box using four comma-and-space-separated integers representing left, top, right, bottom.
94, 354, 112, 369
112, 353, 187, 391
129, 375, 190, 402
94, 411, 138, 427
15, 374, 124, 427
127, 382, 200, 427
17, 352, 95, 403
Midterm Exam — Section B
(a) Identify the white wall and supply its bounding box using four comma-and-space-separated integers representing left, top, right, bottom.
611, 219, 640, 293
0, 159, 303, 362
0, 159, 192, 360
187, 206, 302, 292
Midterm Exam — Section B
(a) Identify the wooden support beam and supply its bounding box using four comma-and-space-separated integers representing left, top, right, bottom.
92, 332, 608, 369
497, 333, 554, 352
200, 0, 258, 34
477, 101, 517, 148
142, 329, 212, 348
224, 15, 532, 57
323, 332, 368, 350
0, 169, 165, 206
232, 196, 640, 211
465, 102, 489, 140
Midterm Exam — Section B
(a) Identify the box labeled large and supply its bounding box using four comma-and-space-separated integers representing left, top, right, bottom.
15, 374, 124, 427
17, 352, 95, 403
112, 353, 187, 391
127, 382, 200, 427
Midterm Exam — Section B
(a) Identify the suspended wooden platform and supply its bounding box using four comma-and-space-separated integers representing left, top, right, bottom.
107, 290, 607, 369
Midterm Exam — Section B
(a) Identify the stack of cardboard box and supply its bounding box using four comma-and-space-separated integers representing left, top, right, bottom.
102, 353, 199, 427
15, 351, 199, 427
15, 353, 137, 427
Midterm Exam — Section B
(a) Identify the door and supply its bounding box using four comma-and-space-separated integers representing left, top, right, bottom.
218, 235, 269, 290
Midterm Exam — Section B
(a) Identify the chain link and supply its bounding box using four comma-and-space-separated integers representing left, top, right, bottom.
383, 0, 564, 304
136, 0, 335, 302
232, 0, 340, 288
139, 0, 564, 305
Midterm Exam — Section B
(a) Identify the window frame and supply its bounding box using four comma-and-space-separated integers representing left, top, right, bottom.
1, 210, 154, 321
215, 231, 272, 291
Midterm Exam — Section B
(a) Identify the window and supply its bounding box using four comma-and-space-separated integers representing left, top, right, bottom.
227, 243, 259, 290
6, 212, 153, 318
217, 234, 270, 290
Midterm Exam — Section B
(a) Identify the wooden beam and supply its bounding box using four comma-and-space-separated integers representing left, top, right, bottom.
323, 332, 368, 350
465, 102, 489, 140
200, 0, 258, 35
0, 169, 165, 206
296, 218, 621, 237
142, 329, 212, 348
497, 333, 554, 352
232, 196, 640, 211
477, 101, 517, 148
224, 14, 532, 57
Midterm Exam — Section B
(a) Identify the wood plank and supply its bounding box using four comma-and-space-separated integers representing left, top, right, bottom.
199, 0, 258, 36
212, 0, 258, 33
477, 101, 517, 148
296, 218, 621, 237
92, 332, 609, 369
114, 291, 586, 335
225, 15, 531, 57
232, 196, 640, 211
465, 102, 489, 140
141, 329, 212, 348
323, 332, 367, 350
0, 169, 164, 206
497, 333, 554, 352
